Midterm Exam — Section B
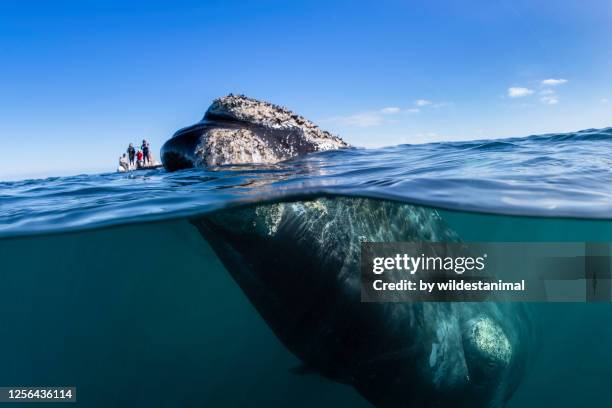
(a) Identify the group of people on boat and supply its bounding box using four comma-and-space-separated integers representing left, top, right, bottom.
118, 140, 159, 172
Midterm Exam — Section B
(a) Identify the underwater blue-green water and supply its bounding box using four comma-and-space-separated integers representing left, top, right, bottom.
1, 128, 612, 406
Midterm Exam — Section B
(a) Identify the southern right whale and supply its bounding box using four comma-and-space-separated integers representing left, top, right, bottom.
191, 197, 533, 407
161, 95, 533, 406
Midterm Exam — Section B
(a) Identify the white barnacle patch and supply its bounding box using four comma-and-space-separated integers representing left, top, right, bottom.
303, 199, 329, 215
254, 203, 285, 236
470, 317, 512, 364
198, 128, 282, 166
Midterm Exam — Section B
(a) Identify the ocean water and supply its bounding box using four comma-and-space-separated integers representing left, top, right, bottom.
1, 128, 612, 406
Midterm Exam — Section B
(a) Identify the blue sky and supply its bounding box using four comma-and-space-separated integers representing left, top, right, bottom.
1, 0, 611, 180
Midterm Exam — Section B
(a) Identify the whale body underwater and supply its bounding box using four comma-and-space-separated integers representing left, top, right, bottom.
161, 95, 534, 407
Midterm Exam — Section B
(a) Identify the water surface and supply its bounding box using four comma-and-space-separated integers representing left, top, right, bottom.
2, 128, 612, 406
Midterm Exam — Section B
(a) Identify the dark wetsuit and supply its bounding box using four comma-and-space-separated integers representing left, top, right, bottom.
127, 146, 135, 165
142, 144, 150, 164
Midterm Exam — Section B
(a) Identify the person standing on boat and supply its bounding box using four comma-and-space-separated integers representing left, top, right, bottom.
141, 139, 150, 165
119, 153, 129, 172
136, 149, 144, 168
127, 143, 136, 168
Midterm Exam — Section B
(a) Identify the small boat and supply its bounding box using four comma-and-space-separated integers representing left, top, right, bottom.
117, 161, 163, 173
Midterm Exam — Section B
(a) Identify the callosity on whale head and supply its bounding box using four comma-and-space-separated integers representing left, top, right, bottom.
191, 197, 533, 407
160, 94, 349, 171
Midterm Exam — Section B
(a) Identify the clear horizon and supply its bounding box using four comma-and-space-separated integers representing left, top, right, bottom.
1, 0, 611, 181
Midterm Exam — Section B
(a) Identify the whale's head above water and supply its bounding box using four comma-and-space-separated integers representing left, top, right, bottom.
161, 94, 349, 171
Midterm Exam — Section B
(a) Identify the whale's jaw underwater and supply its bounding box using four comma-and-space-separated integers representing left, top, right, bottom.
192, 197, 533, 407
